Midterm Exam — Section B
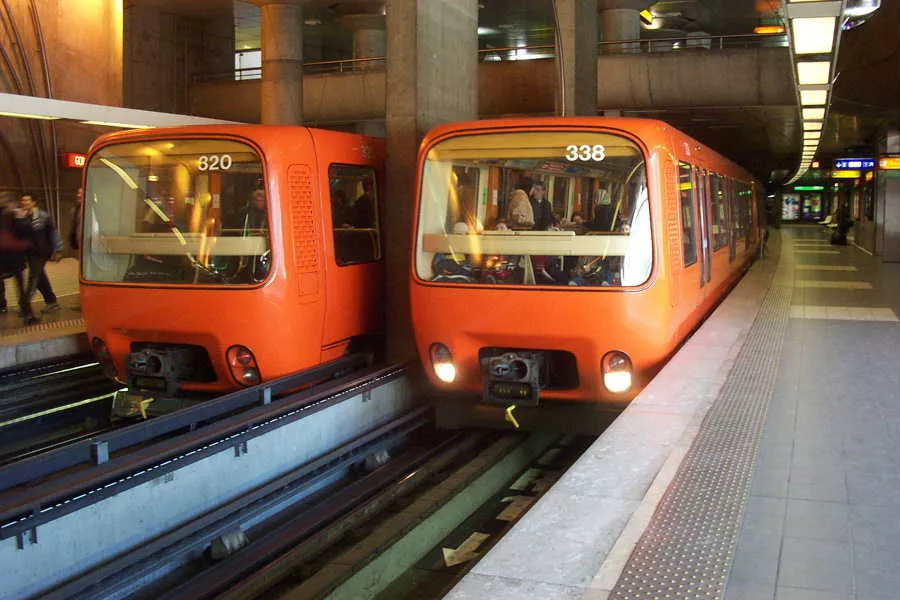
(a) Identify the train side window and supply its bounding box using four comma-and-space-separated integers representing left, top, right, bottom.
710, 173, 728, 251
328, 165, 381, 266
678, 162, 698, 267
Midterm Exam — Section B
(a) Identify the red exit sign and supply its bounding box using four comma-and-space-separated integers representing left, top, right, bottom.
62, 152, 87, 168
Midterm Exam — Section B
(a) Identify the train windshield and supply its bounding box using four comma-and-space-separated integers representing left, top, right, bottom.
82, 139, 270, 286
415, 131, 651, 287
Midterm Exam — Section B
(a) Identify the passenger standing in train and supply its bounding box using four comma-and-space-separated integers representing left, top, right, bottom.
243, 188, 268, 232
18, 194, 64, 317
529, 181, 556, 230
351, 180, 376, 229
0, 198, 33, 320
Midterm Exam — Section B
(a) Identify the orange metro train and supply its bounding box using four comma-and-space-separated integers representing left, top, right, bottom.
410, 117, 762, 419
80, 125, 385, 415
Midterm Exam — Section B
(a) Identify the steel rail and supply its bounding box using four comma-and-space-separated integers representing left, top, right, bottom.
38, 407, 436, 600
0, 360, 409, 540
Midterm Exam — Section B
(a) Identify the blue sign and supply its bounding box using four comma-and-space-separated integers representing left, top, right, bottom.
834, 158, 875, 170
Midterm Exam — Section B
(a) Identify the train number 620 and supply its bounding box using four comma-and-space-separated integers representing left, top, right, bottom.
198, 154, 233, 171
565, 144, 606, 162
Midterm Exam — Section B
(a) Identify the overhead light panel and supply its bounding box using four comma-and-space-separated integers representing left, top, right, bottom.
791, 17, 836, 54
803, 122, 824, 131
797, 61, 831, 84
800, 89, 828, 105
802, 107, 826, 119
754, 25, 785, 34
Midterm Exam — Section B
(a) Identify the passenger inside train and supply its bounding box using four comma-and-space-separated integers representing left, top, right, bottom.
416, 131, 652, 287
82, 139, 271, 286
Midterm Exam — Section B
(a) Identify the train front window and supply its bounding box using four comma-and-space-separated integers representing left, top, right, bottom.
415, 131, 651, 287
82, 139, 269, 285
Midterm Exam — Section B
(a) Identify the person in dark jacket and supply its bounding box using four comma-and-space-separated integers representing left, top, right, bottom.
0, 198, 35, 321
529, 181, 556, 231
18, 195, 63, 318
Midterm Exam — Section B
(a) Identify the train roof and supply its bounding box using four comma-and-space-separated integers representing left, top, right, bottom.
86, 123, 383, 154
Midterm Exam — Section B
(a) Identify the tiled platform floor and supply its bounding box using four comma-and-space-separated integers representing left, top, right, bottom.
726, 227, 900, 600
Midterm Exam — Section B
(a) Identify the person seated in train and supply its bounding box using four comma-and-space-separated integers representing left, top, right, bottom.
431, 222, 476, 282
478, 218, 524, 284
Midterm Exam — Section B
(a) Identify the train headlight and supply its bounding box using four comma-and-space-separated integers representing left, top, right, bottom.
227, 345, 261, 387
429, 343, 456, 383
602, 351, 632, 393
91, 337, 118, 380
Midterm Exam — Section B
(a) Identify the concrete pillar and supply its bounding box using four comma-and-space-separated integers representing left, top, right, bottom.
600, 7, 641, 53
554, 0, 598, 117
385, 0, 478, 360
252, 0, 303, 125
341, 13, 386, 70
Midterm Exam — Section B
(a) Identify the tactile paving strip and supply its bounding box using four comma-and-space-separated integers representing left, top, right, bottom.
609, 237, 795, 599
0, 318, 85, 339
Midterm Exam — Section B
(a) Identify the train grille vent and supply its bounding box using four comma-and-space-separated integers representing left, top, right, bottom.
288, 164, 320, 275
664, 160, 681, 267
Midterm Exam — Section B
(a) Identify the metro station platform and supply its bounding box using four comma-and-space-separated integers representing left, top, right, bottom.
0, 258, 87, 369
447, 225, 900, 600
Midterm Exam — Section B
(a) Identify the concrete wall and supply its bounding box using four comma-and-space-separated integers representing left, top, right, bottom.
124, 4, 233, 114
0, 0, 123, 224
187, 47, 794, 124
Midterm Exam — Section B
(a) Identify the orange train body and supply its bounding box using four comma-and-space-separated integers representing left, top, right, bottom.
409, 117, 762, 408
80, 125, 385, 396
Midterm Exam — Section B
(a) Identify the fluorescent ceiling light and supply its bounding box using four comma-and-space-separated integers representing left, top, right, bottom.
803, 122, 823, 131
800, 89, 828, 105
803, 132, 821, 140
82, 120, 153, 129
802, 107, 826, 119
0, 110, 60, 120
797, 61, 831, 84
791, 17, 836, 54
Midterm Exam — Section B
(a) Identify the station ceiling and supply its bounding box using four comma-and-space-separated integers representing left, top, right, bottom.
131, 0, 899, 182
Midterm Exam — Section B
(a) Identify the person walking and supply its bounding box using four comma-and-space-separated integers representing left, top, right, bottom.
18, 194, 64, 316
0, 198, 35, 322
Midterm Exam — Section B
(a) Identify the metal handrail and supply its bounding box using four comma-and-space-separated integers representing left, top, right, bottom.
199, 33, 788, 84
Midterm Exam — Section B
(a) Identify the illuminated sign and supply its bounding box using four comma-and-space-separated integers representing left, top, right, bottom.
834, 158, 875, 170
794, 185, 824, 191
832, 170, 861, 179
62, 152, 87, 168
879, 156, 900, 170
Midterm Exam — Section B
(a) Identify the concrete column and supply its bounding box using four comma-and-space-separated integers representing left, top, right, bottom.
600, 8, 641, 53
252, 0, 303, 125
341, 13, 386, 70
385, 0, 478, 360
554, 0, 598, 116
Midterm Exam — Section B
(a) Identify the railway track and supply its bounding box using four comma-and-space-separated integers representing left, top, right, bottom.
0, 355, 122, 465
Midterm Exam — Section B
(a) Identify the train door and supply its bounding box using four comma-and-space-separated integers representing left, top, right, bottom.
320, 144, 385, 351
694, 167, 712, 286
727, 178, 737, 263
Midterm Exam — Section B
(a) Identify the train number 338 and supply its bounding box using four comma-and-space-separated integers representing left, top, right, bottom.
198, 154, 233, 171
565, 144, 606, 162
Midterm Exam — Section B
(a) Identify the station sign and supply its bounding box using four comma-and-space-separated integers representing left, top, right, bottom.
833, 157, 875, 170
62, 152, 87, 169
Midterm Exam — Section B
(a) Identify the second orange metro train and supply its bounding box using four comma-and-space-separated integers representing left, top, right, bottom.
410, 117, 763, 416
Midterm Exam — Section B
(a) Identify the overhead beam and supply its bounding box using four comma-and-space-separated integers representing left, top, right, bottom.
0, 93, 240, 129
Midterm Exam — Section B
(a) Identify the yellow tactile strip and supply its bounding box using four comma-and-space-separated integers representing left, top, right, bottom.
790, 305, 899, 322
0, 318, 86, 340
